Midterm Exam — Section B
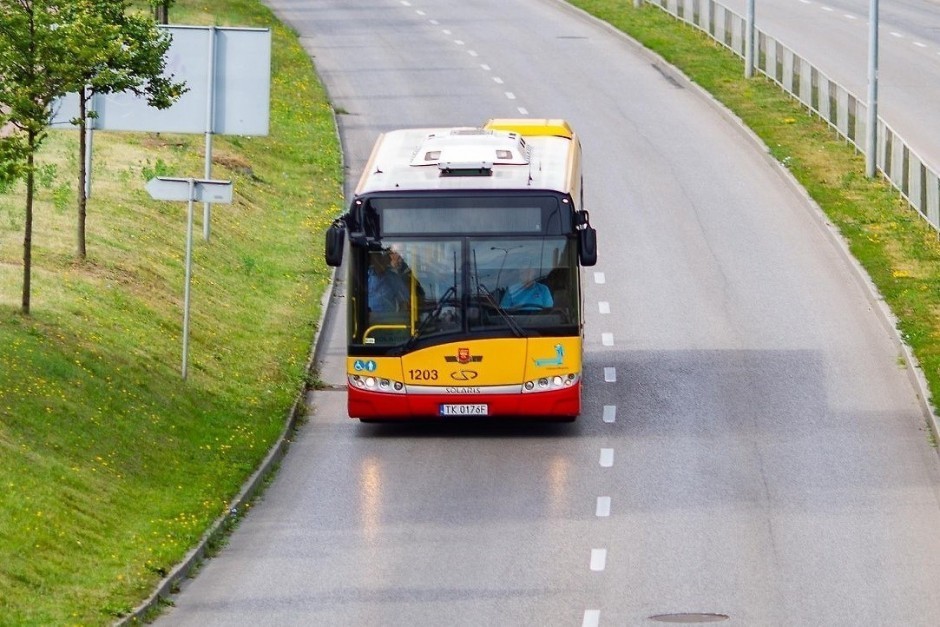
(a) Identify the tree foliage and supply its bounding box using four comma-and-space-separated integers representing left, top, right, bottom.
0, 1, 90, 151
0, 134, 29, 192
69, 0, 185, 110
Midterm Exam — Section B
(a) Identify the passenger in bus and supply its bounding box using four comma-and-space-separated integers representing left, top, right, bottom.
500, 267, 553, 310
368, 248, 411, 312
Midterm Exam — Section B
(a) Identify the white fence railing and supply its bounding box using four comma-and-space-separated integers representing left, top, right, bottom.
649, 0, 940, 233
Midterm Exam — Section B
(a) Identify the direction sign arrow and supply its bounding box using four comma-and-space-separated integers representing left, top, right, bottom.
146, 177, 234, 203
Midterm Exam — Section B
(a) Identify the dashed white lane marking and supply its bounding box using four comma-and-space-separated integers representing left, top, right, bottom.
480, 63, 491, 71
417, 7, 530, 114
594, 272, 605, 284
596, 496, 611, 517
400, 0, 411, 5
416, 9, 425, 16
599, 448, 614, 467
604, 367, 616, 383
598, 301, 610, 314
583, 610, 601, 627
590, 548, 607, 571
603, 405, 616, 423
794, 0, 940, 54
601, 332, 613, 346
786, 1, 940, 56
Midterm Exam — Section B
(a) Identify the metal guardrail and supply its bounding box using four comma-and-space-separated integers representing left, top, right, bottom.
650, 0, 940, 233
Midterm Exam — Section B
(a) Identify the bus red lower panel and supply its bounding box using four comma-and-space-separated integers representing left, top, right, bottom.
348, 383, 581, 420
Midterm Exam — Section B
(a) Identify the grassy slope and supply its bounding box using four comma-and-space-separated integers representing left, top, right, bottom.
0, 0, 341, 623
569, 0, 939, 413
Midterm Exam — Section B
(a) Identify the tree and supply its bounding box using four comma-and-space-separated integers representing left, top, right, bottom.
65, 0, 186, 259
150, 0, 175, 25
0, 0, 93, 314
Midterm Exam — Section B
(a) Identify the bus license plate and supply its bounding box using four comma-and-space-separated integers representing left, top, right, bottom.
440, 403, 488, 416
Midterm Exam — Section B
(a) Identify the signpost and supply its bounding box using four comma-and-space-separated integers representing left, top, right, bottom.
146, 177, 234, 379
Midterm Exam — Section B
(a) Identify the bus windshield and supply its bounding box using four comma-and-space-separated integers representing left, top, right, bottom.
350, 236, 579, 349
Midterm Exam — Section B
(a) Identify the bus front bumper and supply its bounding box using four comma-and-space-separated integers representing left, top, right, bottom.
347, 383, 581, 421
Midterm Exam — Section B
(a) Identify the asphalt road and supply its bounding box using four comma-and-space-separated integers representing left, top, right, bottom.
158, 1, 940, 624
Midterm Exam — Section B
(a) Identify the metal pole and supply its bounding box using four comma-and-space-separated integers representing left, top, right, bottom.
865, 0, 879, 178
182, 178, 195, 380
745, 0, 756, 78
203, 26, 217, 241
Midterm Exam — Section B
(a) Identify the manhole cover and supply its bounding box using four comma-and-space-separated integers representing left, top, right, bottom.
649, 614, 730, 623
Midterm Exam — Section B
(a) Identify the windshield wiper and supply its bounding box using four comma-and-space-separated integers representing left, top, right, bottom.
477, 284, 526, 337
398, 285, 458, 353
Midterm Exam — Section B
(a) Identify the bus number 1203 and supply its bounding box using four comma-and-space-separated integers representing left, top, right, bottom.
409, 369, 439, 381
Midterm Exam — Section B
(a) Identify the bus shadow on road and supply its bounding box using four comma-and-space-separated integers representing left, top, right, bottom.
355, 417, 584, 439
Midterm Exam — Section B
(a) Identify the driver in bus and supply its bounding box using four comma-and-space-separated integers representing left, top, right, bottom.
368, 246, 421, 313
500, 267, 553, 310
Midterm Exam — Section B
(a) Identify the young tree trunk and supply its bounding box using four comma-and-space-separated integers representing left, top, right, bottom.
155, 3, 169, 24
77, 86, 88, 260
22, 131, 35, 315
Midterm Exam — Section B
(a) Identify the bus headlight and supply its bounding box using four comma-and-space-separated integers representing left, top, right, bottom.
522, 373, 580, 393
349, 374, 406, 394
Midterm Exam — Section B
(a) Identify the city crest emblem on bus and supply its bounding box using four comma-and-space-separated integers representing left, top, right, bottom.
445, 348, 482, 364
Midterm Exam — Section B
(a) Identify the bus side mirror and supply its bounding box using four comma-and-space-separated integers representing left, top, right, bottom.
578, 226, 597, 266
325, 221, 346, 267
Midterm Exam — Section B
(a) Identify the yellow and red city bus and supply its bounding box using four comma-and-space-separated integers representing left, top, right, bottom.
325, 119, 597, 421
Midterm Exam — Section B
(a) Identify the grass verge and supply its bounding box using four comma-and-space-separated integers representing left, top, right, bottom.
569, 0, 940, 417
0, 0, 342, 623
